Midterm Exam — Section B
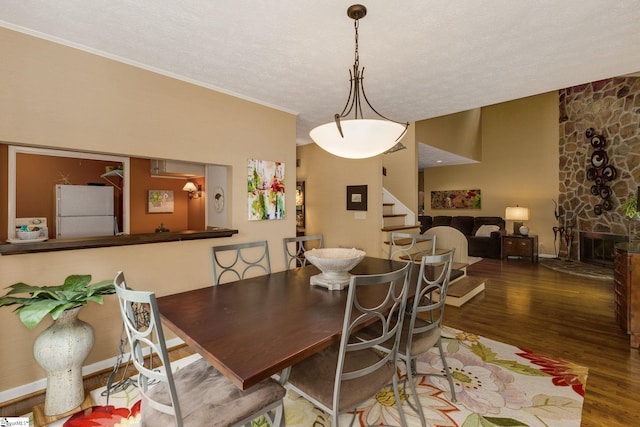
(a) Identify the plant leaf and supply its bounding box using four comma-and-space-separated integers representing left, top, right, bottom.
50, 303, 77, 319
85, 295, 104, 305
88, 280, 116, 295
19, 300, 68, 329
2, 282, 46, 296
63, 275, 92, 291
0, 296, 30, 307
31, 286, 65, 300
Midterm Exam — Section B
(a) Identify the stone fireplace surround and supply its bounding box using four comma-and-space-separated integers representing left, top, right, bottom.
558, 77, 640, 261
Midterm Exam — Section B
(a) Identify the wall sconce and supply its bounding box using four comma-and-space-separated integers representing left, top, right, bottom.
182, 181, 202, 199
505, 206, 530, 235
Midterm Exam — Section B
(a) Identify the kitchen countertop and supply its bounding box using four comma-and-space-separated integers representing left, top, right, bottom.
0, 228, 238, 255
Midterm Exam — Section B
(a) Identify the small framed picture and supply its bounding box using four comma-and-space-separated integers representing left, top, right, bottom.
347, 185, 367, 211
148, 190, 174, 213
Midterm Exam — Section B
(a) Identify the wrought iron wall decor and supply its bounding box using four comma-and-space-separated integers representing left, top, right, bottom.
585, 128, 616, 215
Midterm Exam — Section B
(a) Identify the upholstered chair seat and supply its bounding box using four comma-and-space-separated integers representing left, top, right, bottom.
286, 343, 395, 412
143, 357, 286, 427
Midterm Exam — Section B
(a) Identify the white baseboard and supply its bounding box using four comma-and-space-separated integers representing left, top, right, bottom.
0, 337, 184, 404
539, 253, 557, 259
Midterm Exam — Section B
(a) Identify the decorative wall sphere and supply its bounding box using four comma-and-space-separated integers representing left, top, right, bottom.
590, 150, 608, 168
602, 165, 617, 181
590, 134, 606, 148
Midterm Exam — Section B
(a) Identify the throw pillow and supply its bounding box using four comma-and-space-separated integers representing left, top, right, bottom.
475, 224, 500, 237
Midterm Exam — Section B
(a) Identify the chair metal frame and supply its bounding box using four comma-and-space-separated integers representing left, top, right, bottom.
387, 231, 436, 263
211, 240, 271, 285
286, 263, 411, 427
113, 272, 284, 427
282, 234, 324, 269
402, 250, 457, 426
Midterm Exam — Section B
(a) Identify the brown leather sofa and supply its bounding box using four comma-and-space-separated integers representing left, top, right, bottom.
419, 215, 505, 259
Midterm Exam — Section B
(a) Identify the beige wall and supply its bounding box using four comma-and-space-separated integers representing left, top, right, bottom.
382, 127, 418, 212
296, 143, 386, 257
424, 92, 559, 256
0, 28, 296, 394
416, 108, 482, 161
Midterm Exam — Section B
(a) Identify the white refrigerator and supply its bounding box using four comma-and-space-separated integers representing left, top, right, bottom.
56, 185, 116, 238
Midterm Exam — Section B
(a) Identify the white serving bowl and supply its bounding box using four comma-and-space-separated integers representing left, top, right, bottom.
16, 230, 41, 240
305, 247, 366, 290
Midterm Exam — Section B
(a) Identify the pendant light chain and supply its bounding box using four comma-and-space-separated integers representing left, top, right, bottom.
354, 17, 360, 71
353, 17, 363, 119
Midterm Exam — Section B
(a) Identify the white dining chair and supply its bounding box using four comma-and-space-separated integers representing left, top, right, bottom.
211, 240, 271, 285
285, 263, 411, 426
282, 234, 324, 269
113, 271, 286, 427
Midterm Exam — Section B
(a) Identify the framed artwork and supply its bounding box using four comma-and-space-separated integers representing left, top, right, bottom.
431, 189, 481, 209
247, 159, 285, 220
347, 185, 368, 211
148, 190, 174, 213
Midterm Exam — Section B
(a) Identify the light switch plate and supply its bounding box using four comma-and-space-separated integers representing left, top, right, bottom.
354, 211, 366, 220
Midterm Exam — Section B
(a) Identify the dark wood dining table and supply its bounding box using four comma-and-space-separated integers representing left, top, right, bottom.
156, 256, 415, 390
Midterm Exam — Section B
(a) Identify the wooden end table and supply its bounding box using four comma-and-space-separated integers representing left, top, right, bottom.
502, 234, 538, 263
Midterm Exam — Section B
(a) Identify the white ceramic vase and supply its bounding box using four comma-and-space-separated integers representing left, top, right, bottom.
33, 306, 94, 416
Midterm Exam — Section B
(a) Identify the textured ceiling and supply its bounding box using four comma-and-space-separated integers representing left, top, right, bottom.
2, 1, 640, 168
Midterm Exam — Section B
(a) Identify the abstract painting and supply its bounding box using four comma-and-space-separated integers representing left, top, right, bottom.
431, 189, 481, 209
247, 159, 285, 220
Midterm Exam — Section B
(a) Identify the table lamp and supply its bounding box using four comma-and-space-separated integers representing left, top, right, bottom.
505, 206, 530, 235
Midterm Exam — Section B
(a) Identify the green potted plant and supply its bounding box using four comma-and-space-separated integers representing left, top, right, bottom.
0, 274, 114, 329
621, 194, 640, 220
0, 274, 114, 416
621, 194, 640, 243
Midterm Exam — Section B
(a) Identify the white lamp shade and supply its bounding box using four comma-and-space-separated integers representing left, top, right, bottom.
310, 119, 406, 159
182, 182, 198, 192
505, 206, 530, 221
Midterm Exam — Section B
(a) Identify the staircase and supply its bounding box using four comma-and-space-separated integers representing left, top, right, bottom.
380, 188, 422, 256
381, 188, 420, 235
382, 203, 419, 231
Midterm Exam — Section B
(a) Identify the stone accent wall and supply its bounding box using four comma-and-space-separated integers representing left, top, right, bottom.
559, 77, 640, 259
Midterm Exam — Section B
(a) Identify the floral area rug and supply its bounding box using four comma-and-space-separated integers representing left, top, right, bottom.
31, 326, 587, 427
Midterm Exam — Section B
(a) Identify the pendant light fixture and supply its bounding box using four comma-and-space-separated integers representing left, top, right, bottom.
310, 4, 409, 159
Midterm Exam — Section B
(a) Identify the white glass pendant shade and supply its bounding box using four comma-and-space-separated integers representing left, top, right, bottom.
310, 119, 406, 159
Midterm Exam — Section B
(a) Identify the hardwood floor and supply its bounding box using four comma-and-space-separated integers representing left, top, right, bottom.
453, 258, 640, 427
2, 258, 639, 426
